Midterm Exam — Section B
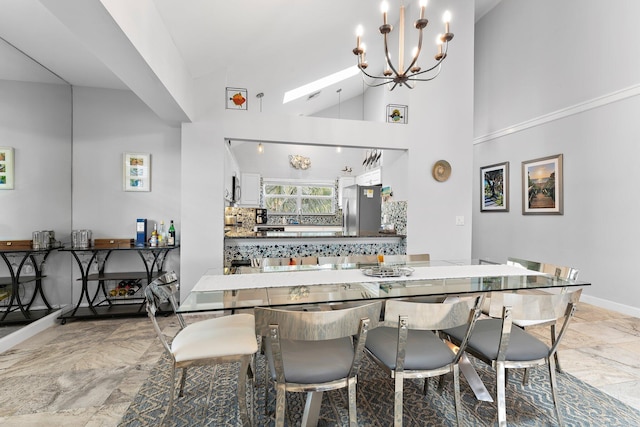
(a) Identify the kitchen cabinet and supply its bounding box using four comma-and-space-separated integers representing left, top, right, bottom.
356, 167, 382, 186
338, 176, 356, 208
238, 172, 261, 207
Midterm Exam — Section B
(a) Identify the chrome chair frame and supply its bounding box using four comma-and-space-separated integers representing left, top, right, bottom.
364, 296, 483, 427
145, 272, 257, 426
445, 289, 582, 427
254, 301, 382, 427
505, 257, 580, 380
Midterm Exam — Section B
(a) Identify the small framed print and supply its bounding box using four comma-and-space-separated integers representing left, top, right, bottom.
522, 154, 563, 215
386, 104, 408, 124
226, 87, 248, 110
481, 161, 509, 212
0, 147, 14, 190
123, 152, 151, 192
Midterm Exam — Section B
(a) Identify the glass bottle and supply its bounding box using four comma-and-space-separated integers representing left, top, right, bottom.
168, 220, 176, 246
150, 223, 158, 247
158, 220, 166, 246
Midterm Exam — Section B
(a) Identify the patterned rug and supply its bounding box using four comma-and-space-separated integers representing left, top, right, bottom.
119, 351, 640, 426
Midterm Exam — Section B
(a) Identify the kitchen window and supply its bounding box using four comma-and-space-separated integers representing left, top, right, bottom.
263, 180, 335, 215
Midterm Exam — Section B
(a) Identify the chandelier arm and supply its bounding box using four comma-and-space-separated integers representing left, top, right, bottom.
409, 42, 450, 77
406, 65, 443, 82
404, 26, 425, 74
382, 31, 401, 78
357, 63, 395, 81
360, 74, 397, 88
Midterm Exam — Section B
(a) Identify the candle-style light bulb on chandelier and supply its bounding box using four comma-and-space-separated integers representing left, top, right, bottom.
352, 0, 454, 90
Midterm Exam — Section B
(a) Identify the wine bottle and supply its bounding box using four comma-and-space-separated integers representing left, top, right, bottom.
168, 220, 176, 246
150, 223, 158, 247
158, 220, 166, 246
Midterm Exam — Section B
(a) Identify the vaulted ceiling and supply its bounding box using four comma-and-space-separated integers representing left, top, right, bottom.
0, 0, 501, 120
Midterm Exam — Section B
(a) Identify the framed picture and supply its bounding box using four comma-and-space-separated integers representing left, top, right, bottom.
0, 147, 14, 190
481, 161, 509, 212
522, 154, 563, 215
386, 104, 408, 124
226, 87, 248, 110
123, 152, 151, 192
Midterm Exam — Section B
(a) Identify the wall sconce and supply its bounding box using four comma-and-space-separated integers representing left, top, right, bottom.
289, 154, 311, 170
257, 142, 263, 153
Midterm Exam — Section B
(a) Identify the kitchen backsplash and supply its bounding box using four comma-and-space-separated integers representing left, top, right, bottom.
225, 200, 407, 234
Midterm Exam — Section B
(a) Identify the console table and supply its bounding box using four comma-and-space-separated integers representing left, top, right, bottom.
0, 246, 56, 325
59, 245, 179, 323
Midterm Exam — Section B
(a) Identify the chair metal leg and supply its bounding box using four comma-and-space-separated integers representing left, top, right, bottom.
522, 367, 530, 386
394, 372, 404, 427
347, 378, 358, 427
163, 364, 177, 425
453, 365, 462, 427
496, 362, 507, 427
179, 367, 188, 397
551, 324, 563, 373
548, 357, 564, 427
238, 356, 252, 427
275, 383, 286, 427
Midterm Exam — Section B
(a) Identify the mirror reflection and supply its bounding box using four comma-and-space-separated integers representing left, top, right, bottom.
0, 36, 72, 339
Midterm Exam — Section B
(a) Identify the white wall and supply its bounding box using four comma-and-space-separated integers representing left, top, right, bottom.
0, 80, 72, 307
472, 0, 640, 315
72, 87, 181, 286
180, 1, 476, 299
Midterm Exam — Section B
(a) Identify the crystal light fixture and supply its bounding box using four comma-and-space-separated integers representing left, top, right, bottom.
353, 1, 454, 90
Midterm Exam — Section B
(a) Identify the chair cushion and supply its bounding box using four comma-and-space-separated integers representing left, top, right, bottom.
445, 318, 549, 362
171, 313, 258, 363
265, 337, 355, 384
366, 326, 456, 371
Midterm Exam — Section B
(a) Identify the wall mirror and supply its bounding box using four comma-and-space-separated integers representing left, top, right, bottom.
0, 36, 72, 338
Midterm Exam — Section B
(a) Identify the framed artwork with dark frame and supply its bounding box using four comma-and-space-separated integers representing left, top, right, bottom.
522, 154, 563, 215
386, 104, 408, 124
123, 152, 151, 192
481, 161, 509, 212
0, 147, 14, 190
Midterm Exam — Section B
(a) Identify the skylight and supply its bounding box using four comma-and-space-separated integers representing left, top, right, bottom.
282, 66, 360, 104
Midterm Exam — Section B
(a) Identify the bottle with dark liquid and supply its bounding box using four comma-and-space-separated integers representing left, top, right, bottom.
168, 220, 176, 246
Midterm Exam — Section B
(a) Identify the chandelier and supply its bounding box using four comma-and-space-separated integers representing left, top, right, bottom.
352, 0, 454, 90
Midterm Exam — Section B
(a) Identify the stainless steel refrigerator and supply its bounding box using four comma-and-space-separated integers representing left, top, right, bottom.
342, 185, 382, 236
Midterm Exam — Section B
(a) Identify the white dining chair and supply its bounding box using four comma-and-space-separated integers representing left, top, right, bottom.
145, 272, 258, 426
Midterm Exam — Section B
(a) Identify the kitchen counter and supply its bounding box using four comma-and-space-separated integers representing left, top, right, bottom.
225, 230, 404, 239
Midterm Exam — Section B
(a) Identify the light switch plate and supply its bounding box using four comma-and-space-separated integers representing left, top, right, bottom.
455, 216, 465, 226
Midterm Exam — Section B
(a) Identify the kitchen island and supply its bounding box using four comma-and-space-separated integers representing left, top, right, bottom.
224, 229, 405, 267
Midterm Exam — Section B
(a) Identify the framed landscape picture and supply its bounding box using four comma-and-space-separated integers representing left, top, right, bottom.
123, 152, 151, 192
0, 147, 14, 190
481, 161, 509, 212
522, 154, 563, 215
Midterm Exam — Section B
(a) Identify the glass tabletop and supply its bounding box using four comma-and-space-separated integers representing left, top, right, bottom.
178, 259, 589, 313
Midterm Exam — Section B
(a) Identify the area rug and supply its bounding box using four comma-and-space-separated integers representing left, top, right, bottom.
119, 351, 640, 426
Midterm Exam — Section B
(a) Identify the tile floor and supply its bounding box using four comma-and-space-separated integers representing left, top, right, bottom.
0, 302, 639, 426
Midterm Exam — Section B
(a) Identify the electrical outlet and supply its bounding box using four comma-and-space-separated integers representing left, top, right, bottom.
455, 216, 465, 226
24, 264, 33, 274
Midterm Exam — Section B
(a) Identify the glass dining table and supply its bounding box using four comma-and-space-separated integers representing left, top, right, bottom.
178, 258, 589, 314
177, 258, 589, 426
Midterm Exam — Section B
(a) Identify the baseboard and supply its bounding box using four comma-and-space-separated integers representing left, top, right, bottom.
0, 308, 64, 354
580, 294, 640, 318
